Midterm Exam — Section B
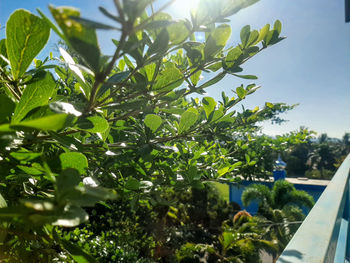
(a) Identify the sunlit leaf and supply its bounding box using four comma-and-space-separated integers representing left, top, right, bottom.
60, 152, 88, 175
76, 116, 109, 133
202, 97, 216, 119
179, 108, 198, 133
11, 114, 68, 131
6, 9, 50, 79
12, 71, 55, 123
50, 6, 100, 72
144, 114, 162, 132
153, 64, 183, 91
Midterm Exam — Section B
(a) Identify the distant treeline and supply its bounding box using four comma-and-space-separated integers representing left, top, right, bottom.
283, 133, 350, 179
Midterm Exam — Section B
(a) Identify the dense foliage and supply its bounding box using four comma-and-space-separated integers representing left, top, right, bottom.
242, 180, 314, 259
282, 132, 350, 179
0, 0, 317, 262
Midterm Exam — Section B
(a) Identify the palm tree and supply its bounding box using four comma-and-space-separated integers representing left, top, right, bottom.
342, 133, 350, 155
241, 180, 315, 261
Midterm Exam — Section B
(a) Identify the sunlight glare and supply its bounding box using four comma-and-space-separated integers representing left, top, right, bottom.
170, 0, 200, 18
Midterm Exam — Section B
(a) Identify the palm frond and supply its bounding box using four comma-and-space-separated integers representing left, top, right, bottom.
241, 184, 273, 208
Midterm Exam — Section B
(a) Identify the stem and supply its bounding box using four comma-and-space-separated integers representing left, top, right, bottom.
84, 24, 128, 114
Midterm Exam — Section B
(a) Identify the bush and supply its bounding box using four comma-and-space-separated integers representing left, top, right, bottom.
0, 0, 305, 261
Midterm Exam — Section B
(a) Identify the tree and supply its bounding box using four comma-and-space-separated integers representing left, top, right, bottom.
241, 180, 314, 259
176, 210, 277, 263
0, 0, 294, 261
228, 127, 314, 180
341, 133, 350, 155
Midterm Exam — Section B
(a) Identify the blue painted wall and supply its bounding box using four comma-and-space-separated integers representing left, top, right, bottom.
229, 180, 327, 215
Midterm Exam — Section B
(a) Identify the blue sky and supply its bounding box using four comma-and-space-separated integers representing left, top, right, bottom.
1, 0, 349, 138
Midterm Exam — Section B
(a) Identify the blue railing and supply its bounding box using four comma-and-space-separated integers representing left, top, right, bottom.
277, 154, 350, 263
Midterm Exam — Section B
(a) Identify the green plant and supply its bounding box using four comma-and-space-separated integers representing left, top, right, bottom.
0, 0, 297, 261
241, 180, 314, 259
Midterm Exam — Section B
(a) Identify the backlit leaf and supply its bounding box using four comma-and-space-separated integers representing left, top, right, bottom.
6, 9, 50, 79
199, 72, 226, 89
240, 25, 250, 47
153, 65, 183, 91
97, 71, 130, 97
50, 6, 100, 72
179, 108, 198, 133
13, 71, 55, 123
144, 114, 162, 132
76, 116, 109, 133
11, 114, 68, 131
60, 152, 88, 175
202, 97, 216, 119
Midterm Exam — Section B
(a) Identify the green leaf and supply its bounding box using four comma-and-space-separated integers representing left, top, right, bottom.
240, 25, 250, 47
202, 97, 216, 119
13, 71, 55, 123
199, 72, 226, 89
10, 150, 41, 161
225, 47, 242, 68
190, 69, 202, 86
49, 6, 100, 72
153, 65, 183, 91
232, 161, 242, 170
60, 152, 88, 175
212, 24, 231, 47
274, 20, 282, 34
266, 102, 274, 108
97, 71, 130, 97
76, 116, 109, 133
0, 39, 8, 67
144, 114, 162, 132
236, 86, 246, 99
208, 109, 224, 123
218, 166, 230, 177
247, 30, 259, 47
179, 108, 198, 133
125, 177, 140, 191
167, 21, 189, 45
0, 94, 15, 124
204, 24, 231, 57
257, 24, 270, 43
147, 28, 169, 56
232, 74, 257, 79
11, 114, 68, 131
0, 193, 6, 208
6, 9, 50, 80
59, 47, 87, 84
61, 239, 98, 263
206, 62, 222, 72
49, 132, 84, 152
17, 165, 43, 175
